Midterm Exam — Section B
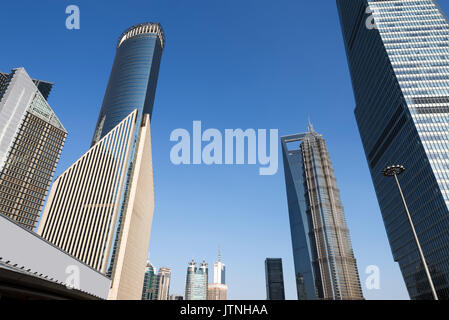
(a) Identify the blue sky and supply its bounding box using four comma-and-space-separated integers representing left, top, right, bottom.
3, 0, 447, 300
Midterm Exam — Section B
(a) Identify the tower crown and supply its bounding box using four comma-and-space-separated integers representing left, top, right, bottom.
117, 22, 165, 49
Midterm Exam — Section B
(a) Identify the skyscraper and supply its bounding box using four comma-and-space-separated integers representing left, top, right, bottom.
38, 22, 165, 300
142, 261, 156, 300
265, 258, 285, 300
154, 267, 171, 300
213, 247, 226, 285
0, 68, 66, 230
337, 0, 449, 299
281, 124, 364, 300
185, 260, 208, 300
91, 23, 164, 145
208, 248, 228, 300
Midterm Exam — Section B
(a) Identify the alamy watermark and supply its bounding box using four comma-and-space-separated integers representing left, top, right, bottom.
66, 5, 80, 30
366, 6, 377, 30
65, 265, 80, 290
170, 121, 279, 176
365, 265, 380, 290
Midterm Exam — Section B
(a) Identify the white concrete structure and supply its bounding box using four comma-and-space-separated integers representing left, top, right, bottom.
0, 213, 110, 299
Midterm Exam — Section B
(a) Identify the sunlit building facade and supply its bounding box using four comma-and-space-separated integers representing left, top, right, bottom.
38, 111, 140, 271
338, 0, 449, 299
0, 71, 53, 100
208, 283, 228, 300
154, 267, 171, 300
0, 68, 66, 230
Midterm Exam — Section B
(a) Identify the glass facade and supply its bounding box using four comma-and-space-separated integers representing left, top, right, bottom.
337, 0, 449, 299
185, 260, 208, 300
265, 258, 285, 300
90, 23, 165, 283
281, 126, 364, 300
92, 23, 164, 145
141, 261, 156, 300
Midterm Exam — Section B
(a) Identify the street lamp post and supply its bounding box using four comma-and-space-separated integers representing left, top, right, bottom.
382, 165, 439, 301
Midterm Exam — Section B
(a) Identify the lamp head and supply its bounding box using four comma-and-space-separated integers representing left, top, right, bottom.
382, 165, 405, 177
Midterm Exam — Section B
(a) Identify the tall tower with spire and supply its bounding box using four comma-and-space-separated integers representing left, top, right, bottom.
281, 124, 364, 300
208, 247, 228, 300
308, 117, 314, 133
213, 246, 225, 285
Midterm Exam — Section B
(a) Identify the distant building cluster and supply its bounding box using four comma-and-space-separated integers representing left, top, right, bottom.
141, 249, 228, 301
141, 262, 172, 300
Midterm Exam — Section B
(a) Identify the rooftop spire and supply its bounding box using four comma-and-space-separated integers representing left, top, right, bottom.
308, 117, 314, 133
